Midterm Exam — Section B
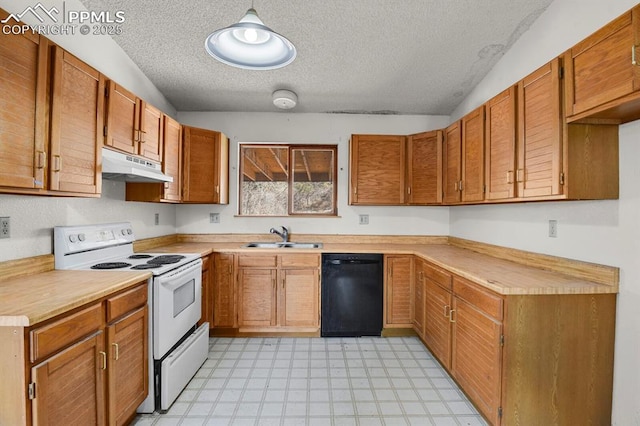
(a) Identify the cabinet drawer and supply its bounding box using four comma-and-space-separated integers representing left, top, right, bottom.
423, 261, 452, 290
238, 255, 278, 268
30, 302, 103, 363
280, 254, 320, 268
106, 282, 148, 323
453, 278, 503, 321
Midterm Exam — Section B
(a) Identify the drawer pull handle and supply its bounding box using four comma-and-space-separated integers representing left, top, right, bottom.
99, 351, 107, 370
449, 309, 456, 323
112, 343, 119, 361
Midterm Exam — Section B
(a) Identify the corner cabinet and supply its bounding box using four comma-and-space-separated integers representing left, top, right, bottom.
236, 254, 320, 332
182, 126, 229, 204
0, 281, 148, 426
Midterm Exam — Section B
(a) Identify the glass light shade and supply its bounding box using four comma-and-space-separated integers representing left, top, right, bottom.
205, 8, 297, 70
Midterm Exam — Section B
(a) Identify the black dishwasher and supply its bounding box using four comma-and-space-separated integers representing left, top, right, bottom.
321, 253, 384, 337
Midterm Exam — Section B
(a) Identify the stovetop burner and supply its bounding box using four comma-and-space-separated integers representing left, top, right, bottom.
129, 254, 154, 259
91, 262, 132, 270
148, 255, 186, 265
131, 264, 163, 270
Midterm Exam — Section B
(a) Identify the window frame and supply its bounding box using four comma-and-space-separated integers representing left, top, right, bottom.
238, 143, 338, 217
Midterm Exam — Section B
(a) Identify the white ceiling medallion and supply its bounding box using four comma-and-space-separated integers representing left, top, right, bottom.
272, 89, 298, 109
204, 6, 296, 70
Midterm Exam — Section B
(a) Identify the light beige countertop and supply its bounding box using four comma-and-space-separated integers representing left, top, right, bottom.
0, 270, 151, 327
147, 241, 618, 296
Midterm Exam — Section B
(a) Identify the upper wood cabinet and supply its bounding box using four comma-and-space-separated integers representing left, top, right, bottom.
125, 115, 182, 203
49, 47, 104, 196
350, 133, 442, 205
443, 106, 486, 204
407, 130, 443, 205
0, 22, 48, 191
350, 134, 406, 205
564, 4, 640, 123
182, 126, 229, 204
105, 81, 163, 163
485, 87, 517, 201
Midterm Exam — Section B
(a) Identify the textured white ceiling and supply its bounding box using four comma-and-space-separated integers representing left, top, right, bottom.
80, 0, 553, 114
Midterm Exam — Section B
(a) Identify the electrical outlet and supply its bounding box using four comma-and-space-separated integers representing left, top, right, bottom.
548, 220, 558, 238
154, 213, 160, 226
0, 217, 10, 239
359, 214, 369, 225
210, 213, 220, 224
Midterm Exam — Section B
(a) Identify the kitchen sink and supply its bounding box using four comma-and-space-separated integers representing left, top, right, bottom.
243, 242, 323, 249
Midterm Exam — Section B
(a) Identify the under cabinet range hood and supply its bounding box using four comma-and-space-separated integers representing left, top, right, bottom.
101, 148, 173, 183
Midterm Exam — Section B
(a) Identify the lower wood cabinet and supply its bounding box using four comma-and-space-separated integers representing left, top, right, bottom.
412, 259, 426, 336
199, 255, 212, 328
0, 281, 148, 426
212, 253, 236, 329
237, 254, 320, 332
418, 258, 615, 426
385, 255, 413, 327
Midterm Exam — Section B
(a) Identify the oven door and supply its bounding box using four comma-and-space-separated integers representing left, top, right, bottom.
153, 258, 202, 359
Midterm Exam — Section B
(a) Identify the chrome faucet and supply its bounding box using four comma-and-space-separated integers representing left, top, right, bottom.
270, 226, 289, 242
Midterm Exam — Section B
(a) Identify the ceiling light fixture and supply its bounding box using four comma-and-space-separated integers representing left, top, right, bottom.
272, 89, 297, 109
204, 3, 297, 70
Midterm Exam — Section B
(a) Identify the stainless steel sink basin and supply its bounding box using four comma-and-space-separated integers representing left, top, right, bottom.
243, 242, 323, 249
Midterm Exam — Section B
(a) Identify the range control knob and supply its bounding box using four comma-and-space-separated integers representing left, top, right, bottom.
78, 233, 86, 242
121, 229, 127, 236
69, 234, 78, 243
127, 228, 132, 235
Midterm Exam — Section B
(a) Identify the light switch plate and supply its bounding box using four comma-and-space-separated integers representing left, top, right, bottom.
210, 213, 220, 223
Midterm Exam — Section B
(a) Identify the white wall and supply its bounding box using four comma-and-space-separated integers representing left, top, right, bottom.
449, 0, 640, 424
176, 112, 451, 237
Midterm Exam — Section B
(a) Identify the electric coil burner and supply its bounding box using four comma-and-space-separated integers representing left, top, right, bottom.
53, 222, 209, 413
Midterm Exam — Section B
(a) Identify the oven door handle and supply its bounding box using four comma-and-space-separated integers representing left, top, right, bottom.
159, 259, 203, 282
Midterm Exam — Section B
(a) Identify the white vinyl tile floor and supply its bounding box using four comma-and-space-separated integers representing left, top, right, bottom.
133, 337, 488, 426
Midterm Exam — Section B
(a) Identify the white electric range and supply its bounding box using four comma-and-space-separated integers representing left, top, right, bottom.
53, 222, 209, 413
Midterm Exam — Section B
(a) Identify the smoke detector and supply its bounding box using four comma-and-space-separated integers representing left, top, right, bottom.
272, 89, 297, 109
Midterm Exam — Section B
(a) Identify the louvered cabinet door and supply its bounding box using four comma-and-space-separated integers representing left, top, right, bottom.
238, 268, 277, 327
451, 297, 503, 426
106, 306, 148, 426
518, 59, 563, 198
485, 87, 516, 201
213, 253, 236, 328
461, 105, 486, 203
105, 81, 139, 155
31, 332, 106, 426
443, 121, 462, 204
0, 21, 48, 190
49, 47, 104, 195
162, 115, 182, 201
350, 134, 406, 205
139, 101, 163, 162
407, 130, 443, 205
412, 260, 426, 336
182, 126, 225, 203
423, 278, 453, 369
385, 255, 413, 327
281, 268, 319, 328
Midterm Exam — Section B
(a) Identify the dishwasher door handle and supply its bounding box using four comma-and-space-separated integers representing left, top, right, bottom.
328, 259, 380, 265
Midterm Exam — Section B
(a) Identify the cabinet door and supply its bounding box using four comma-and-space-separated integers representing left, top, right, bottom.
105, 81, 139, 155
350, 134, 406, 205
162, 115, 182, 201
0, 25, 48, 190
461, 106, 485, 203
565, 6, 640, 118
385, 255, 413, 326
407, 130, 442, 205
280, 269, 319, 327
485, 87, 516, 201
182, 126, 226, 203
413, 260, 426, 336
213, 253, 236, 328
139, 101, 163, 162
443, 121, 462, 204
199, 255, 212, 327
31, 332, 106, 426
518, 59, 563, 198
451, 297, 503, 426
238, 268, 277, 327
423, 278, 453, 369
49, 47, 104, 195
106, 306, 148, 426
